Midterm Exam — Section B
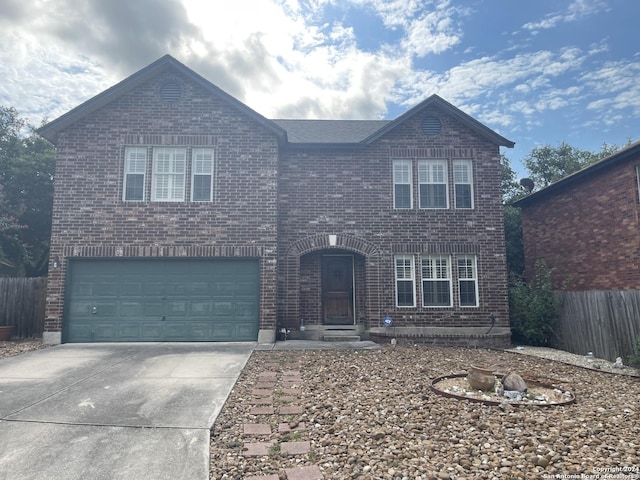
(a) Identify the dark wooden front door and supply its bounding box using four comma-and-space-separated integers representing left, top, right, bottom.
322, 255, 354, 325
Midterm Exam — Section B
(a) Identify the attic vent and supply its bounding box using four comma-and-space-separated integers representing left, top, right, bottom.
159, 82, 182, 103
422, 116, 442, 135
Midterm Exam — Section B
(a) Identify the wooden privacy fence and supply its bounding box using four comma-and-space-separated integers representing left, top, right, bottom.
0, 277, 47, 338
554, 290, 640, 363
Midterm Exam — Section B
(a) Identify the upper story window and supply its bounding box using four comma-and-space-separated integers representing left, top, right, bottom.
152, 147, 186, 202
391, 158, 476, 210
419, 160, 448, 209
191, 148, 215, 202
123, 147, 147, 201
393, 160, 413, 209
122, 146, 215, 203
453, 160, 474, 209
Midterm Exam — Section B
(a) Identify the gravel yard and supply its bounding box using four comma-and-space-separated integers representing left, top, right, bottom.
1, 340, 638, 479
210, 345, 640, 480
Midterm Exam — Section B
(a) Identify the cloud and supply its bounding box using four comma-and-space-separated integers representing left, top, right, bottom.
522, 0, 608, 32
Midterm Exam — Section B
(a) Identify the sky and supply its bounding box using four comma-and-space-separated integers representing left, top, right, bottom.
1, 0, 638, 176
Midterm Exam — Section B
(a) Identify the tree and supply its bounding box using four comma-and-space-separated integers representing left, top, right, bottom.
0, 106, 55, 277
522, 141, 625, 189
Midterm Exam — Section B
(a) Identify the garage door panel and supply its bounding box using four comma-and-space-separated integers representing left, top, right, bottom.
190, 301, 211, 316
142, 282, 165, 296
142, 301, 164, 317
167, 301, 188, 316
121, 283, 143, 296
65, 259, 259, 342
120, 302, 141, 317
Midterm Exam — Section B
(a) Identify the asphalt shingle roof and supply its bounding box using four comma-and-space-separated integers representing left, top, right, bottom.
271, 119, 390, 144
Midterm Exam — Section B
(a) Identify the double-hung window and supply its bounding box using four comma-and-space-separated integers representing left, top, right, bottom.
421, 255, 452, 307
457, 255, 478, 307
123, 147, 147, 201
419, 160, 448, 208
152, 147, 186, 202
395, 255, 416, 307
191, 148, 215, 202
453, 160, 473, 208
393, 160, 412, 209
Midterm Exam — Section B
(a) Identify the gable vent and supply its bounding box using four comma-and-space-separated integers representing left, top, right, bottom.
422, 116, 442, 135
159, 82, 182, 103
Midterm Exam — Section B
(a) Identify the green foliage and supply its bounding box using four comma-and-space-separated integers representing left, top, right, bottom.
503, 204, 524, 277
522, 141, 626, 189
629, 336, 640, 367
0, 106, 55, 276
509, 260, 562, 346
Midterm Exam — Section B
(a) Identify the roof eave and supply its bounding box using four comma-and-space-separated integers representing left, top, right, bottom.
361, 94, 515, 148
38, 55, 286, 144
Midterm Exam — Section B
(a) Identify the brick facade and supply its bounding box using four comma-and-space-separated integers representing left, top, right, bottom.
41, 55, 512, 346
518, 145, 640, 290
277, 106, 510, 335
43, 68, 279, 342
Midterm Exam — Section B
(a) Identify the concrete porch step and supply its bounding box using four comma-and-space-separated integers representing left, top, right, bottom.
323, 335, 361, 342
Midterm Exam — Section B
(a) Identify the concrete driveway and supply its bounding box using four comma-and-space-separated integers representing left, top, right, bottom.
0, 342, 255, 480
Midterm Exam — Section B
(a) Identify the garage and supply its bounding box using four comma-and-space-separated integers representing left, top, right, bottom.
64, 258, 260, 342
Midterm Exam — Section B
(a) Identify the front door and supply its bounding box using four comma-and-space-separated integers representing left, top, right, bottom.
322, 255, 354, 325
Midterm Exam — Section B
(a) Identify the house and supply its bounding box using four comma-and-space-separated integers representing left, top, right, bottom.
515, 141, 640, 290
514, 142, 640, 360
38, 55, 513, 346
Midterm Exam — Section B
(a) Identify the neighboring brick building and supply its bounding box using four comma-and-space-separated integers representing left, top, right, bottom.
39, 55, 513, 346
515, 142, 640, 290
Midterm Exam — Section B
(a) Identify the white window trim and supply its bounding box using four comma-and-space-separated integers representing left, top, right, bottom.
123, 147, 147, 202
453, 159, 474, 209
393, 159, 413, 209
395, 255, 416, 308
151, 147, 186, 202
421, 254, 453, 307
457, 254, 479, 308
191, 148, 215, 202
418, 159, 449, 209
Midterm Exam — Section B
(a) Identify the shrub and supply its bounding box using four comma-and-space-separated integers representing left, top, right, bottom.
629, 336, 640, 367
509, 260, 562, 346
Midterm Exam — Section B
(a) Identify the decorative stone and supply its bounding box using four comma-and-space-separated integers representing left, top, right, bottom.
503, 373, 527, 392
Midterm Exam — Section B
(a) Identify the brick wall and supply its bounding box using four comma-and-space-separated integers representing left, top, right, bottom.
45, 70, 279, 334
277, 105, 509, 330
520, 155, 640, 290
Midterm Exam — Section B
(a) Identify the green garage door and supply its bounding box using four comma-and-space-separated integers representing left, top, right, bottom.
65, 258, 259, 342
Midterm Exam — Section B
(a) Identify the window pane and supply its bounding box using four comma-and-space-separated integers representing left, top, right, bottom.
458, 256, 477, 307
453, 160, 473, 209
420, 184, 447, 208
393, 160, 412, 208
395, 256, 415, 307
152, 148, 186, 201
397, 280, 414, 307
423, 280, 450, 306
192, 175, 212, 201
422, 255, 451, 307
125, 174, 144, 201
395, 184, 411, 208
459, 280, 477, 306
192, 149, 214, 201
455, 184, 472, 208
124, 148, 146, 201
419, 160, 448, 208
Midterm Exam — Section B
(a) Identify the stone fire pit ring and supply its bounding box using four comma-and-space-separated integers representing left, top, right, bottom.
430, 373, 576, 407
